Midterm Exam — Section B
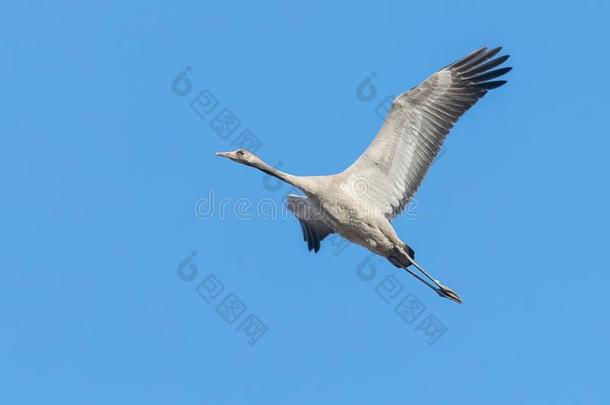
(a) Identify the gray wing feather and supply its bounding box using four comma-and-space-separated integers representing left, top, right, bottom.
342, 47, 511, 220
286, 195, 334, 253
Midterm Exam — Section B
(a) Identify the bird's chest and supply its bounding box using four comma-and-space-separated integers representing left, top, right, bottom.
314, 193, 363, 225
313, 194, 390, 252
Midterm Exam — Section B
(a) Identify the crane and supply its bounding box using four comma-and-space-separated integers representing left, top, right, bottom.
215, 47, 511, 303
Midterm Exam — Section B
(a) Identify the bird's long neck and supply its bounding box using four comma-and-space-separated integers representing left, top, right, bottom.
250, 159, 308, 192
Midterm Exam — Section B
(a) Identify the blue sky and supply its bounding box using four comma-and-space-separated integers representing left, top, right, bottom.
2, 1, 609, 404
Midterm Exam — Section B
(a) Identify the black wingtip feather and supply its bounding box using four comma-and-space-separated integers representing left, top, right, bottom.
463, 54, 510, 77
306, 226, 315, 251
450, 46, 511, 91
471, 66, 512, 82
487, 46, 503, 57
300, 221, 321, 252
458, 47, 503, 72
480, 80, 508, 90
450, 47, 488, 69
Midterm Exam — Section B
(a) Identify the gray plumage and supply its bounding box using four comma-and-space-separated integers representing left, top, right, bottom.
216, 47, 511, 303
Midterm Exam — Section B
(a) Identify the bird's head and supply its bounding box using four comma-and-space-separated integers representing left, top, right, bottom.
214, 148, 261, 167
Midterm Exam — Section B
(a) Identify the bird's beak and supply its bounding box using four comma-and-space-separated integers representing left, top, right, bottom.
215, 151, 232, 158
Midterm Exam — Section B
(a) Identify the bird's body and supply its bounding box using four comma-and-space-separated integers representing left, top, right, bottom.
290, 175, 402, 257
216, 47, 511, 303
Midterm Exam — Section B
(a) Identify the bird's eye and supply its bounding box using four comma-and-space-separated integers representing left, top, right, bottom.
236, 150, 245, 156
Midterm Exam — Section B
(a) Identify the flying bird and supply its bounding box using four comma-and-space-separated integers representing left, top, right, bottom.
216, 47, 511, 303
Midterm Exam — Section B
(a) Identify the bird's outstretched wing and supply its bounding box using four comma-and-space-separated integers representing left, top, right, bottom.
341, 47, 511, 220
286, 195, 334, 253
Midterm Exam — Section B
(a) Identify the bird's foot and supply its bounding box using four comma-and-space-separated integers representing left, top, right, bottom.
437, 283, 463, 304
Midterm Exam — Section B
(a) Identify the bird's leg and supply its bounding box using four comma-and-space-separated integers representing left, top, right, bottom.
400, 250, 463, 304
404, 254, 439, 285
389, 256, 439, 293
